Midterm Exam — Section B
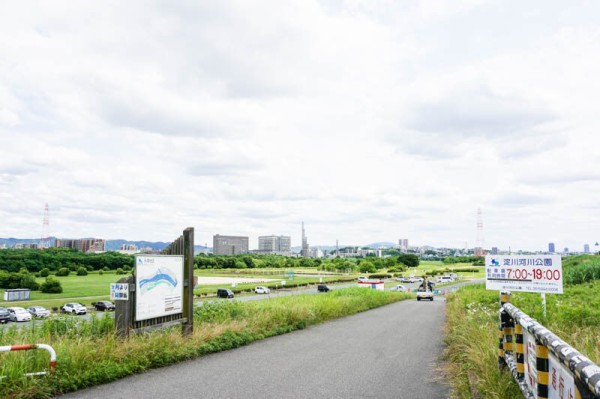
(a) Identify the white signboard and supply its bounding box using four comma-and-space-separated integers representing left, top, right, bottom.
485, 255, 563, 294
135, 255, 183, 322
524, 330, 537, 393
549, 353, 576, 399
110, 283, 129, 301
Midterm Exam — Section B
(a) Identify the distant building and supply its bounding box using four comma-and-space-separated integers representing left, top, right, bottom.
564, 248, 569, 254
258, 235, 291, 255
14, 243, 39, 249
55, 238, 106, 253
491, 247, 498, 255
120, 244, 138, 251
301, 222, 309, 258
0, 243, 5, 249
548, 243, 555, 253
213, 234, 249, 255
398, 239, 409, 252
584, 244, 590, 254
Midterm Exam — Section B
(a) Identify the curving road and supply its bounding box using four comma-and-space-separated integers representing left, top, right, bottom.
62, 296, 450, 399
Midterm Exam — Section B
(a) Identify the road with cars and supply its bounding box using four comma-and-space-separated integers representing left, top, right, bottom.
62, 294, 450, 399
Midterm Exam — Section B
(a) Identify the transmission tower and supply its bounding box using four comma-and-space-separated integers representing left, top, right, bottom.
40, 203, 50, 249
475, 208, 485, 256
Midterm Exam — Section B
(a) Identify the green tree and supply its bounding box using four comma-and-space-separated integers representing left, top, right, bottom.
56, 267, 70, 276
40, 277, 63, 293
397, 254, 419, 267
40, 268, 50, 277
76, 267, 88, 276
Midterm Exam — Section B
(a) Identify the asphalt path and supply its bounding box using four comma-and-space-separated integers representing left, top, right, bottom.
61, 296, 450, 399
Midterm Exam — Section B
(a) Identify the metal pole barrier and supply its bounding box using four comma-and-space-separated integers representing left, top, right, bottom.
515, 323, 525, 381
536, 339, 549, 399
0, 344, 56, 376
499, 291, 512, 369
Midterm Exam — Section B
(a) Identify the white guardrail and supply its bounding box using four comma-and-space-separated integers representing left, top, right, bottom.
0, 344, 56, 376
498, 291, 600, 399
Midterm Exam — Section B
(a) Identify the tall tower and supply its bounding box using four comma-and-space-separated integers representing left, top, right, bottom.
40, 203, 50, 249
301, 222, 309, 258
475, 208, 485, 256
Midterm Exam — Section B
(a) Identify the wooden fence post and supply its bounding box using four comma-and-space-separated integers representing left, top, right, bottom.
182, 227, 194, 336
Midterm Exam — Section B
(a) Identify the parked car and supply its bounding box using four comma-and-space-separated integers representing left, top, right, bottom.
94, 301, 115, 311
416, 287, 434, 301
254, 286, 270, 294
436, 276, 453, 284
7, 307, 32, 322
414, 277, 424, 283
390, 285, 407, 292
216, 288, 234, 298
0, 307, 9, 324
358, 276, 368, 281
61, 303, 88, 315
27, 306, 51, 318
317, 284, 330, 292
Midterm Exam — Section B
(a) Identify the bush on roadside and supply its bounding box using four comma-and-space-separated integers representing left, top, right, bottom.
40, 277, 63, 293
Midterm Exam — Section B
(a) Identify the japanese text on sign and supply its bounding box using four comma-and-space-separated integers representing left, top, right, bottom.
485, 255, 563, 294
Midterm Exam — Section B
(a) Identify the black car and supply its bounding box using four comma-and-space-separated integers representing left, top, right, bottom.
317, 284, 330, 292
216, 288, 234, 298
0, 307, 9, 324
94, 301, 115, 311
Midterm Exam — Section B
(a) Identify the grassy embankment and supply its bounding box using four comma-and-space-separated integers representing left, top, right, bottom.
444, 255, 600, 398
0, 270, 355, 310
0, 287, 412, 399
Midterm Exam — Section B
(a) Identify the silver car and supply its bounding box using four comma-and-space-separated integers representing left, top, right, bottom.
27, 306, 51, 318
7, 307, 33, 322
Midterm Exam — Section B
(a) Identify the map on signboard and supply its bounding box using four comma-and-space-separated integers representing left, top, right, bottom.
135, 255, 183, 322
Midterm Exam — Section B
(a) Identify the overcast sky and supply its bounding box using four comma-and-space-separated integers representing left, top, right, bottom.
1, 1, 599, 252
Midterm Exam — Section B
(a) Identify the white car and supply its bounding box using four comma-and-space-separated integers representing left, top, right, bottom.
390, 285, 407, 292
61, 303, 87, 315
254, 286, 270, 294
27, 306, 51, 318
7, 307, 32, 322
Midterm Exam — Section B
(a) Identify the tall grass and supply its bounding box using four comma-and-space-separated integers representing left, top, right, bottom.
444, 282, 600, 398
0, 288, 411, 399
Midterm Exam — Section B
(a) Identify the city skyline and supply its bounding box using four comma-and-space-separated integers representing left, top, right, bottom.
1, 2, 600, 252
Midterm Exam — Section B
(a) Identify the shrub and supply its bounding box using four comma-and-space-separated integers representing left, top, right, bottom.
20, 273, 40, 290
56, 267, 70, 276
116, 268, 126, 275
40, 277, 63, 293
99, 270, 104, 275
77, 267, 88, 276
40, 268, 50, 277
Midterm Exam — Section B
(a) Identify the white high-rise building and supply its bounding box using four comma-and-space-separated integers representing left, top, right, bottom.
398, 239, 409, 252
258, 235, 291, 255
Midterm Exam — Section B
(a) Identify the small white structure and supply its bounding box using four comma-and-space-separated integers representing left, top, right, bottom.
357, 281, 385, 291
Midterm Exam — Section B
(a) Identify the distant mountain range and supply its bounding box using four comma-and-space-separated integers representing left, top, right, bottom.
0, 237, 172, 252
1, 237, 395, 253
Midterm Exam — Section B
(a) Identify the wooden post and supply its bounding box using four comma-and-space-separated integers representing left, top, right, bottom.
182, 227, 194, 336
115, 275, 135, 337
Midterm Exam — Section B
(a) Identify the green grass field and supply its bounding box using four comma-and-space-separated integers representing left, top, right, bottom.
445, 281, 600, 398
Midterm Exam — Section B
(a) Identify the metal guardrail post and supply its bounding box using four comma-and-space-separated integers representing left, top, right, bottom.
499, 291, 512, 369
536, 340, 549, 399
515, 323, 525, 380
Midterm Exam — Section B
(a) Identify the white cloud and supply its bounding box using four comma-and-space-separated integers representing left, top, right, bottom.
1, 1, 599, 251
